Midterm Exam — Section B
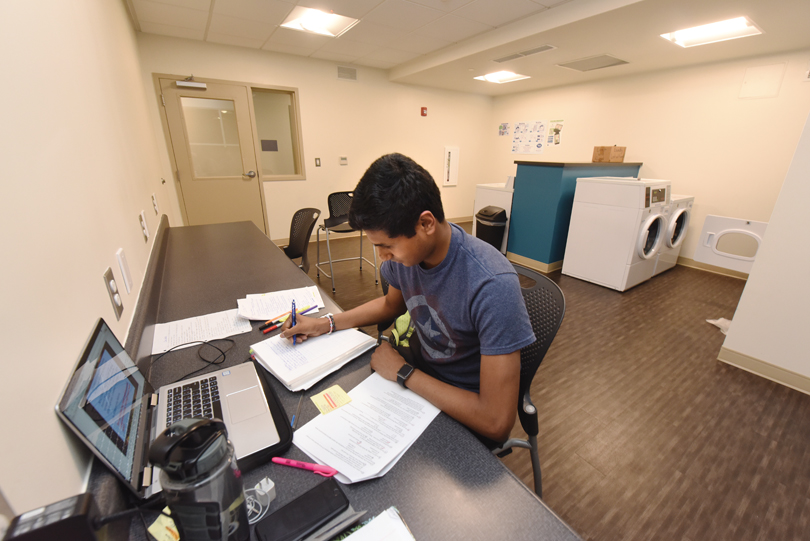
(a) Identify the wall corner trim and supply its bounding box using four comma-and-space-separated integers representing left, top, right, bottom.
718, 346, 810, 396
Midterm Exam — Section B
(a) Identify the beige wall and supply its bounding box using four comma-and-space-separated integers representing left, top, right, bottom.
137, 34, 493, 241
488, 49, 810, 260
0, 0, 176, 512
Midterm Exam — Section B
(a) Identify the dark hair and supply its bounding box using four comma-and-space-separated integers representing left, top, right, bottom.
349, 153, 445, 238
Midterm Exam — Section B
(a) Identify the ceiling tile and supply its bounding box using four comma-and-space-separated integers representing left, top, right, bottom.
310, 50, 361, 63
340, 21, 408, 47
212, 0, 293, 24
361, 47, 419, 63
533, 0, 572, 7
389, 32, 452, 54
362, 0, 444, 32
265, 26, 333, 49
132, 0, 209, 30
319, 38, 379, 57
144, 0, 211, 9
413, 13, 492, 42
355, 57, 397, 69
208, 13, 275, 39
405, 0, 475, 12
304, 0, 387, 19
139, 20, 206, 40
455, 0, 547, 28
261, 41, 320, 57
206, 31, 266, 49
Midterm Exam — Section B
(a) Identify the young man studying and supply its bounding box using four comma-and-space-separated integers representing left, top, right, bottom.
281, 153, 535, 444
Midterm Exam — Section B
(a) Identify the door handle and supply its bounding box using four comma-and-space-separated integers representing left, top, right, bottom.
243, 171, 256, 178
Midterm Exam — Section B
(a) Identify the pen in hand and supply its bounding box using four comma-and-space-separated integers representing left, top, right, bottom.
291, 300, 297, 345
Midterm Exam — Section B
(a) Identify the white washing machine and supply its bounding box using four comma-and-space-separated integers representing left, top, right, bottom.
562, 177, 671, 291
653, 194, 694, 276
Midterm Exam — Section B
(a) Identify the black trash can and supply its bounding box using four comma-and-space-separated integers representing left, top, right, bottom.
475, 206, 507, 251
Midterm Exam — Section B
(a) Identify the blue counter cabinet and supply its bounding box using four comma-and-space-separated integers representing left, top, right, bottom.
506, 161, 642, 271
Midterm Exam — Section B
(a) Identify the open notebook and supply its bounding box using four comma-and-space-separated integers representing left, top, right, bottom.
250, 329, 376, 391
56, 318, 291, 499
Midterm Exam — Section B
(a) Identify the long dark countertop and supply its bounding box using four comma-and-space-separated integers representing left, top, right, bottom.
101, 220, 582, 541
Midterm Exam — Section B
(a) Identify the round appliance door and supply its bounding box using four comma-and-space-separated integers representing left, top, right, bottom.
667, 208, 691, 248
636, 214, 665, 259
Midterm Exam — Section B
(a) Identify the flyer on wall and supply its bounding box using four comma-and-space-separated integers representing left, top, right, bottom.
511, 120, 548, 154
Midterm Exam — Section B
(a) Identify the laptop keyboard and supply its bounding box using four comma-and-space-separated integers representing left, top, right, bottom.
165, 376, 223, 428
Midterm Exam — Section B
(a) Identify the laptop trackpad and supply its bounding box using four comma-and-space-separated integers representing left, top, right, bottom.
226, 386, 268, 424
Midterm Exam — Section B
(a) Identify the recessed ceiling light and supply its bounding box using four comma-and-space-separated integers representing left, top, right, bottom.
281, 7, 359, 37
474, 71, 530, 84
660, 17, 761, 48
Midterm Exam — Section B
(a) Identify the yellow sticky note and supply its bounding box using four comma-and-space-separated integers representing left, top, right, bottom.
311, 385, 352, 414
148, 507, 179, 541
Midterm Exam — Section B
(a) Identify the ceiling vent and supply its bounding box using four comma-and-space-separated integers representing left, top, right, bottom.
557, 54, 628, 72
494, 44, 556, 63
337, 66, 357, 81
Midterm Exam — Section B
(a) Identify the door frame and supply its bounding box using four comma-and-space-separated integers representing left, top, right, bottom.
152, 74, 307, 233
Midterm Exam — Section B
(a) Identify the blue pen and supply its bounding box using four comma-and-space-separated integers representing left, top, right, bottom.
291, 300, 297, 345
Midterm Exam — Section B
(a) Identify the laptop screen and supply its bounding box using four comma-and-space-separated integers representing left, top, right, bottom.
57, 319, 150, 492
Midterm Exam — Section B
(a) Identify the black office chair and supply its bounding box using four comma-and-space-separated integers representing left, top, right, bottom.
491, 264, 565, 498
316, 191, 378, 293
282, 208, 320, 274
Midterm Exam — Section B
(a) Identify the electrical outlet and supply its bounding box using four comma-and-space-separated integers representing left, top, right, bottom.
139, 211, 149, 242
151, 193, 159, 214
104, 267, 124, 320
315, 158, 321, 167
340, 157, 348, 166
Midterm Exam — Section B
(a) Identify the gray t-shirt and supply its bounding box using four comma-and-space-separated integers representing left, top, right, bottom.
381, 223, 535, 392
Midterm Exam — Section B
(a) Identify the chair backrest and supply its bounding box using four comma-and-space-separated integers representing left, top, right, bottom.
285, 208, 320, 273
513, 264, 565, 437
327, 192, 354, 220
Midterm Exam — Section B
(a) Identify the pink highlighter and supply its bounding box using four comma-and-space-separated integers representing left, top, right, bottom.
272, 457, 338, 477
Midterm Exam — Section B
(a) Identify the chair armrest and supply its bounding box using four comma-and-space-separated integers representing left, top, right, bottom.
518, 391, 539, 437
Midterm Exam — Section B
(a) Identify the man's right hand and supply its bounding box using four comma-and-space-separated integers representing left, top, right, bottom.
278, 314, 330, 344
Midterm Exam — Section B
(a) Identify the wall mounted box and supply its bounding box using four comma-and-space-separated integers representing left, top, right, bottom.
506, 161, 642, 271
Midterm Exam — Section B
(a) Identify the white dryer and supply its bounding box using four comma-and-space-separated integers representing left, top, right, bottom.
562, 177, 670, 291
653, 194, 694, 276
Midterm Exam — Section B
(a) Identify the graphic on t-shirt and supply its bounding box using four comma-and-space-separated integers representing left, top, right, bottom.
406, 295, 456, 360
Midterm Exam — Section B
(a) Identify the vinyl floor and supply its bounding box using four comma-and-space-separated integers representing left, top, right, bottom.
295, 223, 810, 541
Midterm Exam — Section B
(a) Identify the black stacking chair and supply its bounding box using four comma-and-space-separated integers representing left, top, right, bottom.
316, 191, 378, 293
491, 264, 565, 498
282, 208, 320, 274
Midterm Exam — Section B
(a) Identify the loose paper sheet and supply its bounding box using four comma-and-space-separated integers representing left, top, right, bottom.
151, 308, 252, 355
293, 373, 440, 483
237, 286, 324, 321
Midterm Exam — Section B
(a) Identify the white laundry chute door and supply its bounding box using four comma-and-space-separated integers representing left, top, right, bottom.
694, 215, 768, 274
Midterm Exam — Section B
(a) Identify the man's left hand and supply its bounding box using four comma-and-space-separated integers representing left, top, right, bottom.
370, 341, 407, 381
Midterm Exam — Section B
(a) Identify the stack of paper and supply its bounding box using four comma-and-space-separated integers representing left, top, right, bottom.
151, 309, 252, 355
250, 330, 376, 391
294, 373, 440, 483
237, 286, 325, 321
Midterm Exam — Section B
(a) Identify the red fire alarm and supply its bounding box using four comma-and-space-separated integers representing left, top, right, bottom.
421, 107, 427, 117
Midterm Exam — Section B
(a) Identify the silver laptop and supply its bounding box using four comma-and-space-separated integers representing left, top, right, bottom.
56, 318, 281, 499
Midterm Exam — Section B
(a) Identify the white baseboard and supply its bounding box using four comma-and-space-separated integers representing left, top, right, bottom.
718, 346, 810, 396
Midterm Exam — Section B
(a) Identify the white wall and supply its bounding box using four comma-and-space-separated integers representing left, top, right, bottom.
487, 49, 810, 260
721, 111, 810, 377
136, 34, 493, 241
0, 0, 176, 512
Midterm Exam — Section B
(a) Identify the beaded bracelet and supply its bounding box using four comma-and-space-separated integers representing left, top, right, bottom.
325, 314, 335, 334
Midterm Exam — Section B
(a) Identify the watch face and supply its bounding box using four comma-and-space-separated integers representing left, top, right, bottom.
397, 364, 414, 387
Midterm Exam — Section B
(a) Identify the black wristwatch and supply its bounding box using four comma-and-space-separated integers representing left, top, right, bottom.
397, 364, 415, 388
